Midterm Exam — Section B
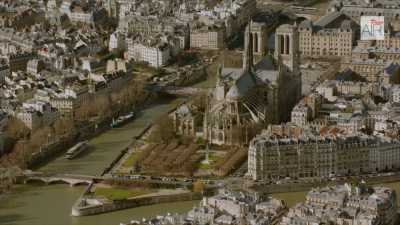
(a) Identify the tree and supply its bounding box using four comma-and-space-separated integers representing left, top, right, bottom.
192, 92, 207, 112
53, 118, 75, 137
148, 117, 176, 143
94, 95, 112, 118
29, 126, 53, 150
192, 180, 205, 193
5, 117, 30, 140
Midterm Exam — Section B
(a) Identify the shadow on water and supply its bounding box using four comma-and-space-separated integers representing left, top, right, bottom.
0, 214, 29, 225
72, 145, 96, 159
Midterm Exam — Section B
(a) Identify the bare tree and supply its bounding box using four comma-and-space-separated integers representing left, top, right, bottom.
192, 180, 205, 193
53, 118, 75, 137
5, 117, 30, 140
148, 116, 176, 143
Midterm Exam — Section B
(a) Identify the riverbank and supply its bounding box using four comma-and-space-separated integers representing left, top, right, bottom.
27, 93, 159, 171
0, 184, 199, 225
72, 189, 201, 217
0, 64, 211, 224
0, 97, 200, 225
109, 98, 189, 175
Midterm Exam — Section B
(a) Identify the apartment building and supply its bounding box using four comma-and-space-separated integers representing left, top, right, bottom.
127, 39, 170, 68
190, 25, 225, 50
248, 131, 400, 181
281, 183, 398, 225
16, 100, 58, 130
298, 12, 357, 57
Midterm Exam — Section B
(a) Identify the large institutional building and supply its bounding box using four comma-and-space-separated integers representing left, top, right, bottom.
248, 130, 400, 181
203, 21, 302, 145
298, 12, 358, 57
329, 0, 400, 21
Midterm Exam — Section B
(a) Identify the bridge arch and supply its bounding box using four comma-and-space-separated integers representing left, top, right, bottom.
70, 181, 91, 187
48, 179, 71, 186
25, 178, 48, 185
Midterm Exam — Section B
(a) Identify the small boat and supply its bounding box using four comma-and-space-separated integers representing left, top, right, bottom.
111, 111, 135, 128
65, 141, 89, 159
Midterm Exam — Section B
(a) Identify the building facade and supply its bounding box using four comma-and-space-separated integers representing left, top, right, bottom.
248, 131, 400, 181
281, 183, 398, 225
190, 25, 225, 50
244, 20, 268, 56
298, 12, 357, 57
329, 0, 400, 22
127, 39, 170, 68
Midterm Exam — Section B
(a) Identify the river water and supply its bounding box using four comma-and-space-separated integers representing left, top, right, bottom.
0, 97, 199, 225
39, 97, 185, 176
0, 184, 198, 225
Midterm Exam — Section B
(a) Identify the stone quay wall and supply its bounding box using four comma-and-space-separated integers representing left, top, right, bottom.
72, 192, 202, 216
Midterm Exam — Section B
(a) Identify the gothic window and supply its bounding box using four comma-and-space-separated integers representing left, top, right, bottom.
285, 35, 290, 55
254, 33, 258, 53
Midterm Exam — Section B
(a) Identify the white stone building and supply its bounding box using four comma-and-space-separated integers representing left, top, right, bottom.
190, 25, 225, 50
281, 183, 398, 225
109, 32, 126, 51
127, 39, 170, 68
16, 100, 58, 130
248, 131, 400, 181
291, 103, 311, 126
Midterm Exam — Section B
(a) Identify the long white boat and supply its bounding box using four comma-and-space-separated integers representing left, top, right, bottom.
65, 141, 89, 160
111, 111, 135, 128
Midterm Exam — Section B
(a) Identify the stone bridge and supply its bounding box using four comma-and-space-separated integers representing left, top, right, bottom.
147, 84, 210, 96
23, 171, 99, 187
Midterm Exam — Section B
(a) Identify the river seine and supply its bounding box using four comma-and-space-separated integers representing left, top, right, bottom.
0, 97, 198, 225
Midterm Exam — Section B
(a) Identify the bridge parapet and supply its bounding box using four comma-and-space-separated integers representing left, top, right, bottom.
22, 171, 97, 187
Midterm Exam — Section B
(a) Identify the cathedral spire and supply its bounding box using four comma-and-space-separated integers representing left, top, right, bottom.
217, 63, 223, 86
243, 18, 254, 73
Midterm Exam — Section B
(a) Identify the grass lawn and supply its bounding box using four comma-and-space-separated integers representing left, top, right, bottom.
121, 152, 140, 168
94, 187, 152, 200
197, 162, 212, 170
196, 153, 223, 170
208, 152, 222, 161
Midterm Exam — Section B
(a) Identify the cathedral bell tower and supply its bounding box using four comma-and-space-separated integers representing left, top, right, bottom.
243, 20, 254, 73
274, 23, 300, 75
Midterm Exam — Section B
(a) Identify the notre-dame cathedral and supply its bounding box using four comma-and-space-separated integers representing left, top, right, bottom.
203, 21, 302, 146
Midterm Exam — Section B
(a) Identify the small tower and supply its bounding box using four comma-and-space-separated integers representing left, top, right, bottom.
243, 20, 254, 72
